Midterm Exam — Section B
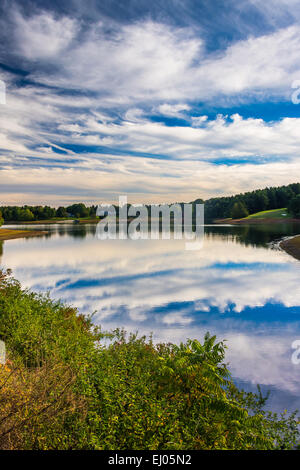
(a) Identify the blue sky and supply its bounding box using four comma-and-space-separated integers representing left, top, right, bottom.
0, 0, 300, 205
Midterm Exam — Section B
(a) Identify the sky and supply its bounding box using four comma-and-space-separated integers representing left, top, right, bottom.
0, 0, 300, 205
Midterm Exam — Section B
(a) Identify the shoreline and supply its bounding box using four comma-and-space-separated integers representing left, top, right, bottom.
214, 217, 300, 225
3, 219, 74, 225
3, 218, 99, 225
0, 228, 48, 241
280, 235, 300, 261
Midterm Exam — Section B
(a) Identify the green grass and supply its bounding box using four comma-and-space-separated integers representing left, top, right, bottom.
244, 208, 291, 219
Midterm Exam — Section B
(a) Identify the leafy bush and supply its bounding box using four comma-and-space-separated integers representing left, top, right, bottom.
230, 202, 249, 219
0, 270, 299, 450
0, 359, 87, 450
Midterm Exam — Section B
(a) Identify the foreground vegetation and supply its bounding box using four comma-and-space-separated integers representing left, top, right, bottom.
0, 269, 299, 450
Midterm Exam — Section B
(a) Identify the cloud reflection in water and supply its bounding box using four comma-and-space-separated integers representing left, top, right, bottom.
1, 223, 300, 412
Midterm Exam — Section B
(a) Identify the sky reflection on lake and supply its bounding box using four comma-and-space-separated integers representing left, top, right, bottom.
1, 223, 300, 413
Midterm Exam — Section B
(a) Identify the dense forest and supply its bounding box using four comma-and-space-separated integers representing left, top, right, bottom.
197, 182, 300, 221
1, 183, 300, 223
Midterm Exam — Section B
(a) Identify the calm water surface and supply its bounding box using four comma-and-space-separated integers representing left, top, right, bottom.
1, 222, 300, 413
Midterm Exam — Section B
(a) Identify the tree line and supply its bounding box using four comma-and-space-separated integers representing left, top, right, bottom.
201, 182, 300, 221
0, 203, 98, 222
1, 183, 300, 223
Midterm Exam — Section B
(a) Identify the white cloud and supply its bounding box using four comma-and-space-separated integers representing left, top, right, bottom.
1, 76, 300, 203
10, 11, 300, 103
157, 103, 191, 117
1, 11, 300, 203
191, 115, 208, 127
24, 19, 202, 102
1, 155, 300, 205
69, 113, 300, 160
13, 11, 78, 60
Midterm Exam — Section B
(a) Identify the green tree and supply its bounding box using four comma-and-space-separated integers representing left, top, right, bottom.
252, 192, 269, 212
288, 194, 300, 218
56, 206, 68, 218
41, 206, 56, 219
18, 208, 34, 221
67, 203, 89, 218
0, 211, 3, 227
231, 201, 249, 219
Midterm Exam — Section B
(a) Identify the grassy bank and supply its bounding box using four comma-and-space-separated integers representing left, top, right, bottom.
0, 229, 47, 241
214, 208, 299, 225
280, 235, 300, 261
0, 269, 299, 450
244, 208, 290, 219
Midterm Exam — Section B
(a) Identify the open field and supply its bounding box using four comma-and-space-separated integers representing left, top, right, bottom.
0, 229, 47, 241
244, 208, 290, 219
214, 208, 299, 225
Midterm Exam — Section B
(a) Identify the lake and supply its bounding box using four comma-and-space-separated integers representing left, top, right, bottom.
1, 222, 300, 414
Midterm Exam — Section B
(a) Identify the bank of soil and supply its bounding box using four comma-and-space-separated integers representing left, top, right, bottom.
280, 235, 300, 261
0, 229, 47, 241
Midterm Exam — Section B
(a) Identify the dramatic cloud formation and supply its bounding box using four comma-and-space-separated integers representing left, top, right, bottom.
0, 1, 300, 203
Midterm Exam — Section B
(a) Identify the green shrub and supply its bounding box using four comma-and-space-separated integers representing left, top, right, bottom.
230, 202, 249, 219
0, 269, 299, 450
